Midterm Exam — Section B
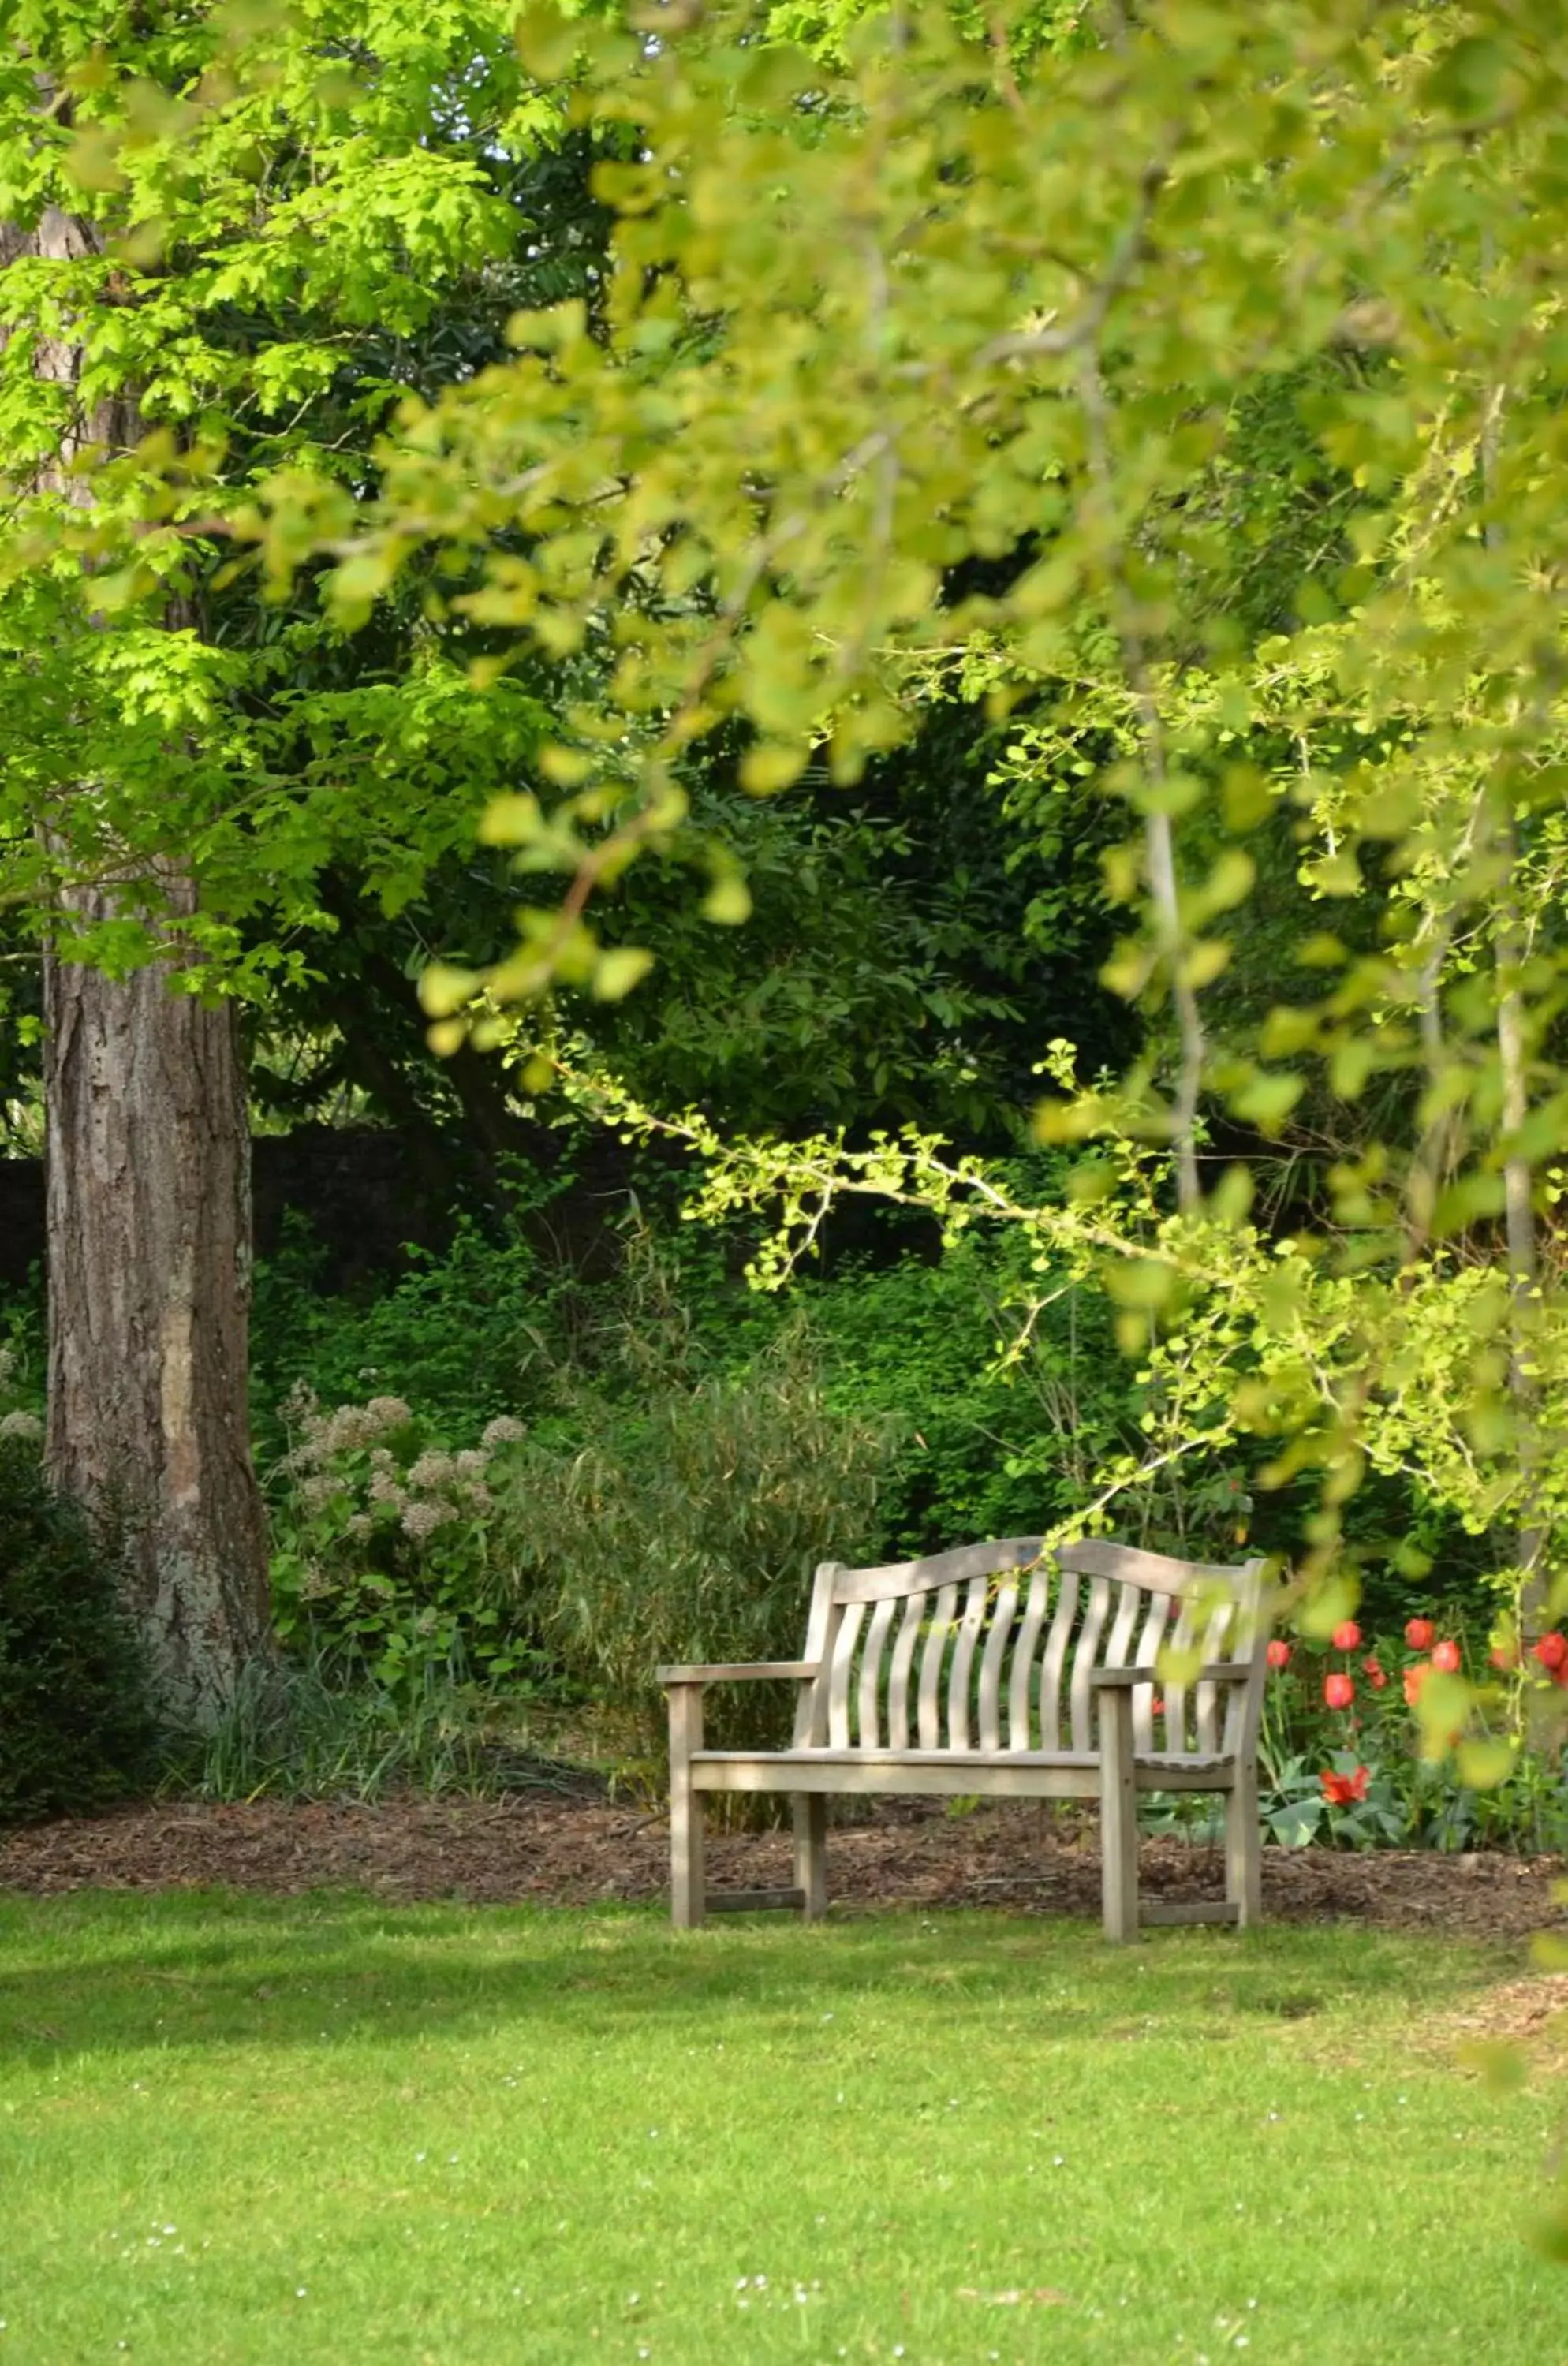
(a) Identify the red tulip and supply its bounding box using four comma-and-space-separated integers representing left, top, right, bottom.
1403, 1661, 1431, 1707
1320, 1765, 1370, 1807
1150, 1695, 1166, 1717
1490, 1641, 1520, 1673
1266, 1639, 1291, 1670
1323, 1671, 1355, 1711
1332, 1620, 1362, 1652
1405, 1618, 1435, 1651
1532, 1632, 1568, 1674
1362, 1655, 1387, 1691
1432, 1639, 1462, 1674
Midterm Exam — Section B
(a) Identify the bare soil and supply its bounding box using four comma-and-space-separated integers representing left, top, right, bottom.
1, 1793, 1562, 1946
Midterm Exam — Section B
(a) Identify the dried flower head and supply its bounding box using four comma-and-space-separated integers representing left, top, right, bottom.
480, 1415, 528, 1448
401, 1498, 456, 1541
409, 1450, 458, 1491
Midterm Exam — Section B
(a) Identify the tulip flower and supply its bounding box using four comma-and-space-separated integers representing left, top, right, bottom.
1331, 1620, 1362, 1652
1320, 1766, 1370, 1806
1405, 1618, 1435, 1651
1532, 1632, 1568, 1674
1489, 1641, 1520, 1673
1266, 1639, 1291, 1670
1432, 1639, 1462, 1674
1362, 1655, 1387, 1691
1323, 1671, 1355, 1710
1402, 1661, 1430, 1707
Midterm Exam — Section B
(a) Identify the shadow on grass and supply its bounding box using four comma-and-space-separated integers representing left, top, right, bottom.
0, 1887, 1512, 2067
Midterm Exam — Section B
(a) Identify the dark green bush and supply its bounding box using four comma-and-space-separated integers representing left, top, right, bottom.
0, 1439, 158, 1823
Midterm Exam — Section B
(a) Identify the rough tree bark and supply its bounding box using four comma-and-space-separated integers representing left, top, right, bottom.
43, 886, 271, 1725
6, 203, 270, 1727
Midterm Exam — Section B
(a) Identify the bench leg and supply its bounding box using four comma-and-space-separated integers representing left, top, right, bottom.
1099, 1689, 1140, 1942
793, 1795, 827, 1920
1226, 1763, 1262, 1928
668, 1684, 706, 1930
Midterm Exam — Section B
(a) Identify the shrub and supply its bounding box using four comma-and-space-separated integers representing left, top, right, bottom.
266, 1387, 536, 1700
0, 1439, 158, 1823
506, 1317, 893, 1767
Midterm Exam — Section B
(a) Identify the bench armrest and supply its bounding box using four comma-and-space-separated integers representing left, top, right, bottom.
1092, 1659, 1256, 1689
657, 1661, 821, 1686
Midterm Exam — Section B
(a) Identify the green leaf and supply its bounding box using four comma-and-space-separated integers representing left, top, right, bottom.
1456, 1737, 1514, 1793
416, 964, 479, 1020
702, 875, 752, 925
592, 946, 655, 1002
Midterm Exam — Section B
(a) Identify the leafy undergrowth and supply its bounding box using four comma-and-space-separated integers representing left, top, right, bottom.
0, 1898, 1556, 2364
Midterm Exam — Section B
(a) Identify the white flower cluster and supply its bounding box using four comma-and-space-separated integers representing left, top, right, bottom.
281, 1387, 414, 1473
0, 1409, 43, 1442
278, 1390, 521, 1558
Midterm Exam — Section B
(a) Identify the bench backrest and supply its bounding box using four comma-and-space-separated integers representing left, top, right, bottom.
794, 1536, 1269, 1762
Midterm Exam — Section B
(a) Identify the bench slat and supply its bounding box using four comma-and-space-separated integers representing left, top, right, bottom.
948, 1574, 990, 1751
1069, 1574, 1113, 1754
1163, 1592, 1199, 1754
886, 1590, 924, 1749
1197, 1594, 1234, 1754
1007, 1563, 1050, 1750
977, 1577, 1017, 1753
1132, 1591, 1171, 1753
917, 1582, 959, 1748
827, 1599, 865, 1750
1036, 1566, 1078, 1752
858, 1595, 897, 1750
1104, 1577, 1144, 1686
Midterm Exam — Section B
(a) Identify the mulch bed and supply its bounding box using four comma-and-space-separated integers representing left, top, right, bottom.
1, 1793, 1562, 1945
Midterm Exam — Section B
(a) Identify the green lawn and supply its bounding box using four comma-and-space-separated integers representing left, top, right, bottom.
0, 1893, 1559, 2364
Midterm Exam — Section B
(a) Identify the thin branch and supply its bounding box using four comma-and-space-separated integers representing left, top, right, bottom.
972, 157, 1169, 371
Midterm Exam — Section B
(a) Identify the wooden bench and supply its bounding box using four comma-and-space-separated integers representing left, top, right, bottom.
660, 1536, 1269, 1941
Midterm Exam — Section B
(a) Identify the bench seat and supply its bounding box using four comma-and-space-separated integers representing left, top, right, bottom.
689, 1748, 1235, 1796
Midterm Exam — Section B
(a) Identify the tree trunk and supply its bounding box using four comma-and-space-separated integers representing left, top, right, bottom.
6, 202, 271, 1726
44, 884, 271, 1726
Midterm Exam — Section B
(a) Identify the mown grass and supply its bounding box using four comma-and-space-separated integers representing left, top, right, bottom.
0, 1894, 1559, 2364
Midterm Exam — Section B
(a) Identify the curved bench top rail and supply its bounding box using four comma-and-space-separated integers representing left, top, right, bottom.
1055, 1538, 1264, 1597
831, 1534, 1263, 1607
831, 1536, 1045, 1604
